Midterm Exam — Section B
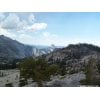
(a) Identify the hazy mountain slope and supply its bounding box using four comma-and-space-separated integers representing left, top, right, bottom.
0, 35, 58, 63
0, 35, 33, 62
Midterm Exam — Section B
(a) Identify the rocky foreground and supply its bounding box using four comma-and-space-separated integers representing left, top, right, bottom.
45, 72, 85, 87
0, 69, 85, 87
25, 72, 85, 87
0, 69, 20, 87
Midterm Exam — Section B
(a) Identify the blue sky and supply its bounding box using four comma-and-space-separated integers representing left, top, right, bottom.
0, 12, 100, 46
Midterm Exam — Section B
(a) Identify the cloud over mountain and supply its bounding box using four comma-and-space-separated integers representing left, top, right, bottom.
0, 13, 51, 45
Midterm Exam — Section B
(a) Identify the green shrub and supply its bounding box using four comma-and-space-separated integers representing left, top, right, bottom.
19, 58, 60, 86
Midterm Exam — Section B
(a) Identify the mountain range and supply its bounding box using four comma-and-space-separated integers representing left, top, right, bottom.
0, 35, 57, 63
44, 43, 100, 73
1, 35, 100, 86
1, 35, 100, 70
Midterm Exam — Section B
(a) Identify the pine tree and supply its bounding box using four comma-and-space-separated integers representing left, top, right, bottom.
19, 57, 60, 86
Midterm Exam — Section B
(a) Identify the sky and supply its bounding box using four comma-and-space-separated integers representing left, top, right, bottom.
0, 12, 100, 46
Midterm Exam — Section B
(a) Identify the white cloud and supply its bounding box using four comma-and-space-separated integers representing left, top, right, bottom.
0, 13, 47, 34
17, 32, 60, 46
0, 27, 16, 39
17, 33, 68, 46
1, 13, 28, 31
0, 13, 59, 46
18, 34, 35, 44
42, 32, 58, 38
28, 14, 35, 23
0, 13, 51, 45
1, 13, 20, 29
27, 23, 47, 32
37, 32, 66, 46
19, 34, 33, 40
17, 20, 28, 30
17, 22, 47, 33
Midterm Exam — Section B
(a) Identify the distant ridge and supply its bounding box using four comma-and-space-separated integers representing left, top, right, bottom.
0, 35, 58, 63
44, 43, 100, 69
